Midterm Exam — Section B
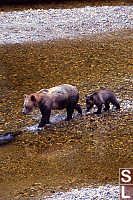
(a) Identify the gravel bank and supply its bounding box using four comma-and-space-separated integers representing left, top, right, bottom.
0, 6, 133, 44
43, 185, 119, 200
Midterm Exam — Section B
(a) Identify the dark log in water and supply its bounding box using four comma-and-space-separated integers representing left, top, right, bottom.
0, 131, 22, 145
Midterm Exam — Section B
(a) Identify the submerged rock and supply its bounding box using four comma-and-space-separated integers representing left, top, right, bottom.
0, 131, 22, 145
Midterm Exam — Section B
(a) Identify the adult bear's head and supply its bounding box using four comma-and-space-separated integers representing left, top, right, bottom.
22, 94, 38, 115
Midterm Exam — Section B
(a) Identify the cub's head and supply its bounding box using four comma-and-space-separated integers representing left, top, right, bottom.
85, 94, 95, 111
22, 94, 37, 115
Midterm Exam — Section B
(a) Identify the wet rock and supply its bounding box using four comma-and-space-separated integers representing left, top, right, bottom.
0, 131, 22, 145
0, 132, 13, 145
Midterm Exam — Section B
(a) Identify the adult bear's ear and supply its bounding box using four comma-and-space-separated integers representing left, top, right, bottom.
24, 94, 27, 99
31, 95, 36, 102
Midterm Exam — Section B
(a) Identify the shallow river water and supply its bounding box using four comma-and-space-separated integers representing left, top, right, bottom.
0, 3, 133, 200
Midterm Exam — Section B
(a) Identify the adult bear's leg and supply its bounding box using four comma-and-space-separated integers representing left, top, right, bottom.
75, 104, 82, 115
66, 104, 75, 121
38, 106, 51, 127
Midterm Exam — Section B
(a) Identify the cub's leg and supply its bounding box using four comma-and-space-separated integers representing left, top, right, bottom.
110, 98, 120, 110
104, 101, 110, 111
95, 103, 102, 114
86, 104, 93, 112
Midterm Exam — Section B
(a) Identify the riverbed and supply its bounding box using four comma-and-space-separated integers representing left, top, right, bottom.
0, 4, 133, 200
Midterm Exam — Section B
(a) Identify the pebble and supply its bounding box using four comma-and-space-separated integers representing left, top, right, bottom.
0, 6, 132, 44
43, 185, 119, 200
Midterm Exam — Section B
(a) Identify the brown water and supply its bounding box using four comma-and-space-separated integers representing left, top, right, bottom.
0, 29, 133, 199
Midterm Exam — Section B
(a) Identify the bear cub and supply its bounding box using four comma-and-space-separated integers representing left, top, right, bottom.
22, 84, 82, 127
85, 90, 120, 114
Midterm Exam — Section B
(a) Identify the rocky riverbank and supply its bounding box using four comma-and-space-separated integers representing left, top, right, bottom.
0, 5, 132, 44
43, 185, 119, 200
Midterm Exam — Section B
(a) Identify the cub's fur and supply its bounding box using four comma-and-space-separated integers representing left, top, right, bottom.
85, 90, 120, 114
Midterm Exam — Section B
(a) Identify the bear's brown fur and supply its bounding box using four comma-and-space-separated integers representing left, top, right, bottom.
85, 90, 120, 114
22, 84, 82, 127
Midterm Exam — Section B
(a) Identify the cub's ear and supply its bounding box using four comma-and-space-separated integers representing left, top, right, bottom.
24, 94, 27, 99
90, 95, 94, 100
31, 95, 36, 102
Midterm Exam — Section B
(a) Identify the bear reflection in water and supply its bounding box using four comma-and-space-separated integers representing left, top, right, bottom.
22, 84, 82, 127
85, 90, 120, 114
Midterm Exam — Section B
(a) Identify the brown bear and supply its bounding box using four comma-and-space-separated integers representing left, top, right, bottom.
85, 90, 120, 114
22, 84, 82, 127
